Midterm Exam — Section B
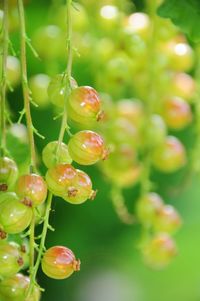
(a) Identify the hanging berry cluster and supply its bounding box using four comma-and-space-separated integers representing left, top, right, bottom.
0, 0, 107, 300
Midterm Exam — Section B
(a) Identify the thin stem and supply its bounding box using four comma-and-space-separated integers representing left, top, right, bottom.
17, 0, 37, 173
29, 210, 36, 272
0, 0, 9, 156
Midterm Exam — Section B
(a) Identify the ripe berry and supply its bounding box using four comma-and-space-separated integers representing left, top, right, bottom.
41, 246, 80, 279
136, 192, 164, 227
65, 169, 96, 204
163, 97, 192, 130
152, 136, 186, 173
15, 174, 47, 207
46, 164, 77, 197
154, 205, 182, 234
142, 233, 177, 269
67, 86, 103, 125
0, 157, 18, 191
0, 242, 24, 278
68, 130, 108, 165
116, 99, 144, 128
42, 141, 72, 168
0, 192, 32, 234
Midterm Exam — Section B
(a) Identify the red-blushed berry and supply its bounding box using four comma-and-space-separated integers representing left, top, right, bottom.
41, 246, 80, 279
153, 205, 182, 234
64, 169, 96, 204
68, 130, 108, 165
67, 86, 103, 125
0, 157, 18, 191
48, 74, 78, 108
0, 242, 24, 278
45, 164, 78, 197
171, 73, 196, 101
136, 192, 164, 227
0, 273, 40, 301
15, 174, 47, 207
163, 96, 192, 130
42, 141, 72, 168
142, 233, 177, 269
152, 136, 186, 173
0, 192, 32, 234
116, 99, 144, 128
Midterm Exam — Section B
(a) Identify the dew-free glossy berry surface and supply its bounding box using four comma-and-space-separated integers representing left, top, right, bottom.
42, 141, 72, 168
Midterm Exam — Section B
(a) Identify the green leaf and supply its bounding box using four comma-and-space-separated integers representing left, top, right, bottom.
157, 0, 200, 42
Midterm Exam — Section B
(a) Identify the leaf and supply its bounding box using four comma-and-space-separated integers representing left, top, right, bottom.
157, 0, 200, 42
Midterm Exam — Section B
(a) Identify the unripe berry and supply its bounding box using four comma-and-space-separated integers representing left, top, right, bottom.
67, 86, 103, 125
152, 136, 186, 173
68, 130, 108, 165
0, 157, 18, 191
41, 246, 80, 279
136, 192, 164, 227
46, 164, 77, 197
163, 97, 192, 130
0, 242, 24, 278
154, 205, 182, 234
172, 73, 196, 101
124, 12, 151, 39
29, 73, 50, 107
42, 141, 72, 168
116, 99, 144, 128
6, 56, 21, 87
0, 192, 32, 234
142, 233, 177, 269
15, 174, 47, 207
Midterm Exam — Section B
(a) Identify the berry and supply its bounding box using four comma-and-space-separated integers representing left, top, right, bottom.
124, 12, 150, 39
29, 74, 50, 107
142, 233, 177, 269
16, 174, 47, 207
0, 192, 32, 234
0, 157, 18, 191
0, 242, 24, 278
67, 86, 103, 125
64, 169, 96, 204
152, 136, 186, 173
42, 141, 72, 168
136, 192, 164, 227
116, 99, 144, 128
163, 97, 192, 130
6, 56, 21, 87
46, 164, 77, 197
172, 73, 196, 101
154, 205, 182, 234
68, 130, 108, 165
41, 246, 80, 279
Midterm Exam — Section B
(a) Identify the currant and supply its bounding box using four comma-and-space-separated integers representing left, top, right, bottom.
29, 73, 50, 107
172, 73, 196, 101
0, 157, 18, 191
42, 141, 72, 168
68, 130, 108, 165
154, 205, 182, 234
15, 174, 47, 207
124, 12, 151, 39
41, 246, 80, 279
6, 56, 21, 87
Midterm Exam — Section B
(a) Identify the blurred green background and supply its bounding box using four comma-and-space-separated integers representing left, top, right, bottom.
6, 0, 200, 300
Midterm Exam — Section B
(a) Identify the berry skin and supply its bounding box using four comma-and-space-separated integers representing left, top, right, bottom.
136, 192, 164, 227
0, 242, 24, 278
154, 205, 182, 234
68, 130, 108, 165
67, 86, 103, 125
142, 233, 177, 269
163, 97, 192, 130
172, 73, 196, 101
46, 164, 77, 197
42, 141, 72, 168
15, 174, 47, 207
0, 273, 40, 301
0, 192, 32, 234
29, 73, 50, 108
0, 157, 18, 191
152, 136, 186, 173
64, 169, 96, 204
41, 246, 80, 280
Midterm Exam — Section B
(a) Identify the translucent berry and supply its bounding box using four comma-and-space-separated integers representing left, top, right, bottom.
172, 73, 196, 101
15, 174, 47, 207
67, 86, 103, 125
125, 12, 151, 39
68, 130, 108, 165
152, 136, 186, 173
46, 164, 77, 197
42, 141, 72, 168
0, 157, 18, 191
41, 246, 80, 279
154, 205, 182, 234
29, 73, 50, 107
0, 192, 32, 234
6, 56, 21, 87
142, 233, 177, 269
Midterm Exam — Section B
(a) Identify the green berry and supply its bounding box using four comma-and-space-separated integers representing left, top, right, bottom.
154, 205, 182, 234
0, 157, 18, 191
42, 141, 72, 168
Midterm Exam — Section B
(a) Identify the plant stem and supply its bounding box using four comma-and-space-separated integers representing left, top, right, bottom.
0, 0, 9, 157
17, 0, 37, 173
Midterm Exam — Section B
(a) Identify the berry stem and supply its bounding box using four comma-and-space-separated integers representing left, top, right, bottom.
17, 0, 37, 173
0, 0, 9, 157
